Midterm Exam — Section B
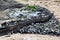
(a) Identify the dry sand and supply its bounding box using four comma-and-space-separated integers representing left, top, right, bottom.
0, 34, 60, 40
0, 0, 60, 40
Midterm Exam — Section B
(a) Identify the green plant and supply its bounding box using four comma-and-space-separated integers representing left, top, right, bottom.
26, 5, 38, 11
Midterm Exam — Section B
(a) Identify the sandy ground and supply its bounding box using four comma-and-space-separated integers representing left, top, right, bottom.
0, 0, 60, 40
0, 34, 60, 40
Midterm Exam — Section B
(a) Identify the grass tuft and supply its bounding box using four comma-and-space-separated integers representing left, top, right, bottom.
26, 5, 38, 11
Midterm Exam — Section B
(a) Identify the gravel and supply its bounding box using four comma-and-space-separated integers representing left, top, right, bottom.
17, 16, 60, 35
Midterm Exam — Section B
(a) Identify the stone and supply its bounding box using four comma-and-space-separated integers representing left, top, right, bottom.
0, 5, 59, 36
0, 0, 25, 11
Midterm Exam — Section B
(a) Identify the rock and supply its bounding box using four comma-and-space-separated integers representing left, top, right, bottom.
0, 5, 59, 36
54, 29, 60, 35
4, 6, 53, 22
0, 0, 25, 10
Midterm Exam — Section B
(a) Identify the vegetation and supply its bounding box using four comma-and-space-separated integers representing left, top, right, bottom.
26, 5, 38, 11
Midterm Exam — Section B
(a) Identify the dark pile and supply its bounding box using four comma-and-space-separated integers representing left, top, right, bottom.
0, 0, 25, 10
18, 16, 60, 35
1, 6, 60, 36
